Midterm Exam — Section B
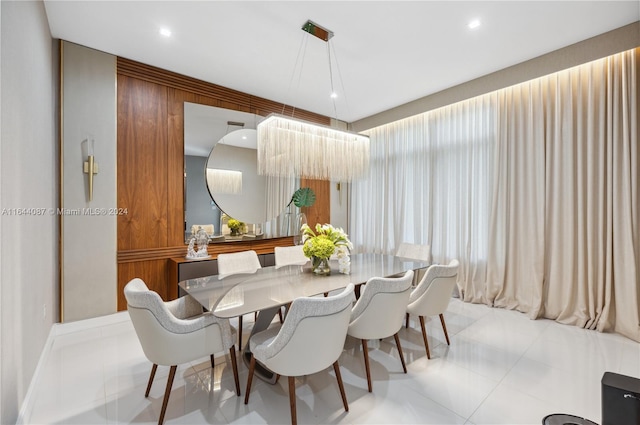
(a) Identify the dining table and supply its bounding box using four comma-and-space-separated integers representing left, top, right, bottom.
178, 253, 431, 383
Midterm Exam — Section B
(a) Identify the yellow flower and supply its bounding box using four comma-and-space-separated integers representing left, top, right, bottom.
303, 235, 335, 259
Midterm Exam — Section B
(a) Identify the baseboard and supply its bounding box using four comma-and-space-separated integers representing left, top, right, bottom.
53, 310, 130, 336
15, 311, 130, 424
15, 323, 56, 425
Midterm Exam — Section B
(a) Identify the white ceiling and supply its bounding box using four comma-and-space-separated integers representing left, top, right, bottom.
44, 1, 639, 124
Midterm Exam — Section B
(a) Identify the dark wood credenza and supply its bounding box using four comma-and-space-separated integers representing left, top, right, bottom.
169, 251, 276, 285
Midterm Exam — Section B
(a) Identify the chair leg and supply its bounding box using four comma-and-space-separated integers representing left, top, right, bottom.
229, 347, 241, 396
238, 315, 243, 350
419, 316, 431, 359
244, 355, 256, 405
333, 361, 349, 412
439, 313, 451, 345
158, 365, 177, 425
278, 308, 284, 323
393, 333, 407, 373
288, 376, 297, 425
405, 312, 410, 329
210, 354, 215, 369
361, 339, 372, 392
145, 364, 158, 397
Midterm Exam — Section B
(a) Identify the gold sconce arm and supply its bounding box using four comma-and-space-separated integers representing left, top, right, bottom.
83, 155, 99, 201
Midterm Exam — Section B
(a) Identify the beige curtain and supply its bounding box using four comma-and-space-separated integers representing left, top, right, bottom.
264, 176, 298, 237
540, 51, 638, 339
352, 49, 639, 342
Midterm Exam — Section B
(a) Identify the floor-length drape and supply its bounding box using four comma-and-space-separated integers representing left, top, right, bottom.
351, 48, 639, 341
541, 51, 638, 340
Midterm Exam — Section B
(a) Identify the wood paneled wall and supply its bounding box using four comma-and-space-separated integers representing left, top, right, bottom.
116, 58, 331, 310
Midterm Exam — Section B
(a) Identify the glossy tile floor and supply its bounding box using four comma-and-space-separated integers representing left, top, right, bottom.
25, 299, 640, 424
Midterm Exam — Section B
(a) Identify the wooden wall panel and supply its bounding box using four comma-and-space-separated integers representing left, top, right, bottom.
302, 179, 331, 228
117, 260, 171, 311
117, 75, 169, 250
116, 57, 333, 310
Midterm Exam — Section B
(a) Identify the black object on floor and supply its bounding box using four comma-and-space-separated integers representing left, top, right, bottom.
602, 371, 640, 425
542, 413, 597, 425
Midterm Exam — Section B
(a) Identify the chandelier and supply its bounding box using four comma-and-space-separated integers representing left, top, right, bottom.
256, 20, 370, 182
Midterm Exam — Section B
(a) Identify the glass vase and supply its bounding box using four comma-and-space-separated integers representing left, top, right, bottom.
311, 257, 331, 276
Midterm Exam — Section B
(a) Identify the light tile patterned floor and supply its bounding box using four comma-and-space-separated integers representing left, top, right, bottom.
23, 299, 640, 424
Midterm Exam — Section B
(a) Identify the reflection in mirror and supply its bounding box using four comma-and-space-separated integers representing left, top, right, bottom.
184, 103, 298, 243
206, 129, 266, 224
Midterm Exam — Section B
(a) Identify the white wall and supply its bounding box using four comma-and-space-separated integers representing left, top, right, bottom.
61, 41, 117, 322
0, 1, 58, 423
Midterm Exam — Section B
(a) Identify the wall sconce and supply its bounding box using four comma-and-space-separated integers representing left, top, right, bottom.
83, 138, 99, 201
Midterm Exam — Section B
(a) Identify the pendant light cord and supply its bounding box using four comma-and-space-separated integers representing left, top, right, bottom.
283, 34, 309, 118
327, 41, 338, 121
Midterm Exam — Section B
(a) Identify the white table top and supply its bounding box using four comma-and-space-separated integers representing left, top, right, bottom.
179, 253, 430, 318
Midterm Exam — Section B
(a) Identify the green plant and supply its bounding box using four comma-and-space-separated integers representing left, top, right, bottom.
288, 187, 316, 208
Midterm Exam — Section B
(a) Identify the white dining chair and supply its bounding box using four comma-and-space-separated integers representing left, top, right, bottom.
396, 242, 432, 264
274, 245, 309, 268
124, 278, 240, 425
406, 259, 459, 359
217, 250, 262, 349
347, 270, 414, 392
244, 284, 356, 425
190, 224, 215, 237
396, 242, 431, 327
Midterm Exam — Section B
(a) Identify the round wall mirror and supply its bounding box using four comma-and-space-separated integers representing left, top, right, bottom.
206, 129, 271, 224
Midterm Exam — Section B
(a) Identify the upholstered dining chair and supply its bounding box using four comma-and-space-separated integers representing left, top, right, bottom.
274, 245, 309, 268
124, 278, 240, 425
244, 284, 356, 425
346, 270, 414, 392
190, 224, 215, 237
217, 250, 262, 349
405, 259, 459, 359
395, 242, 432, 327
396, 242, 432, 265
396, 242, 431, 283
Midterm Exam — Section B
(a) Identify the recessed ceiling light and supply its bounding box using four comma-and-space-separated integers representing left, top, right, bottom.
330, 92, 338, 99
468, 19, 481, 30
159, 28, 172, 37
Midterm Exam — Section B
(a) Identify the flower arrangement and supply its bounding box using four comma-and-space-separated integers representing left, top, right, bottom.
301, 223, 353, 274
227, 218, 245, 236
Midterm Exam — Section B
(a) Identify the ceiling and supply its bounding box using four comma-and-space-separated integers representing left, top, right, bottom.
44, 1, 639, 124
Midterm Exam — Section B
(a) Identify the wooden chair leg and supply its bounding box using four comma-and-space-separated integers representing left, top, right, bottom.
210, 354, 215, 369
439, 313, 450, 345
145, 364, 158, 397
244, 355, 256, 405
361, 339, 372, 392
238, 315, 243, 350
229, 347, 241, 396
405, 312, 410, 329
419, 316, 431, 359
393, 333, 407, 373
288, 376, 297, 425
333, 361, 349, 412
278, 308, 284, 323
158, 365, 177, 425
